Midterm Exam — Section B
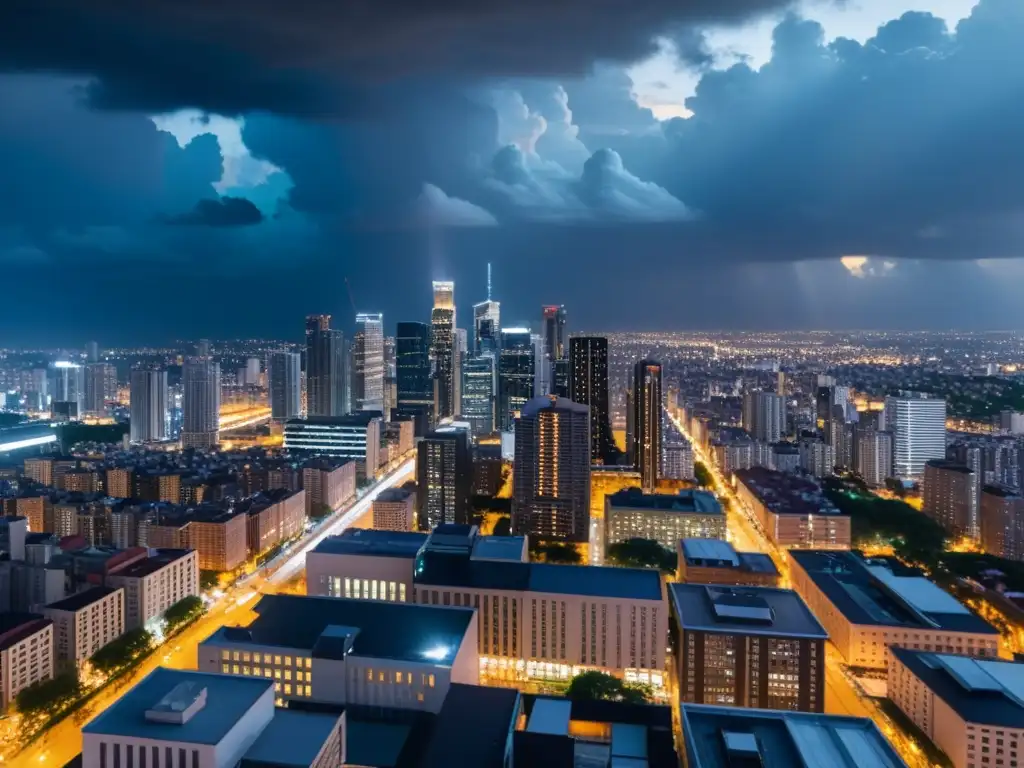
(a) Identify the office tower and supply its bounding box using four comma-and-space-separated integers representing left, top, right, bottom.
181, 357, 221, 449
383, 335, 396, 370
50, 361, 84, 419
86, 341, 99, 363
352, 312, 385, 412
512, 395, 591, 543
197, 339, 211, 357
455, 328, 468, 356
552, 359, 570, 399
923, 460, 979, 540
856, 429, 892, 488
569, 336, 614, 465
815, 385, 832, 433
632, 360, 663, 490
417, 424, 472, 530
532, 334, 550, 395
267, 350, 301, 421
431, 281, 458, 420
129, 368, 168, 443
473, 301, 500, 354
884, 392, 947, 482
395, 321, 433, 434
245, 357, 261, 386
777, 370, 787, 397
745, 391, 786, 443
497, 327, 534, 431
981, 485, 1024, 561
461, 354, 495, 435
305, 314, 347, 417
84, 362, 117, 415
541, 305, 567, 364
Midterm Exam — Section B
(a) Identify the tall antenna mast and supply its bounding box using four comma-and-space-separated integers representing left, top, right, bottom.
487, 262, 492, 301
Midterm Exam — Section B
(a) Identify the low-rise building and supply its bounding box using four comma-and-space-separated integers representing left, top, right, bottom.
285, 415, 382, 482
589, 467, 642, 564
680, 703, 905, 768
307, 529, 426, 602
789, 550, 999, 670
733, 467, 851, 549
604, 488, 725, 555
148, 506, 248, 573
44, 585, 125, 666
243, 489, 306, 557
107, 549, 200, 630
675, 538, 779, 587
669, 583, 827, 712
302, 458, 356, 519
888, 647, 1024, 768
198, 593, 478, 714
0, 613, 53, 710
371, 487, 416, 531
81, 667, 344, 768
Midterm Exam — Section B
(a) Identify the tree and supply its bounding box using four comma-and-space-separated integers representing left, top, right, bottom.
566, 671, 649, 704
607, 538, 677, 573
16, 673, 82, 717
694, 462, 714, 489
529, 540, 582, 564
164, 595, 204, 633
493, 516, 512, 537
199, 570, 221, 592
90, 628, 154, 674
311, 502, 334, 521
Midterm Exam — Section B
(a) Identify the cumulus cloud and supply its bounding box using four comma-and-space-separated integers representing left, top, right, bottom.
164, 196, 265, 227
840, 255, 897, 278
414, 185, 497, 227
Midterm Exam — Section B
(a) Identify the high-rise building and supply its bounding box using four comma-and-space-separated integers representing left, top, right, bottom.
512, 395, 591, 543
461, 354, 495, 435
569, 336, 614, 465
395, 321, 433, 434
181, 357, 220, 449
856, 429, 893, 487
743, 390, 786, 444
632, 360, 663, 490
884, 392, 947, 482
473, 300, 500, 355
84, 362, 117, 416
267, 350, 301, 421
50, 361, 84, 419
431, 281, 458, 420
196, 339, 211, 357
922, 459, 978, 540
497, 328, 534, 431
86, 340, 99, 363
662, 440, 695, 480
417, 424, 472, 530
352, 312, 385, 412
552, 359, 570, 399
305, 314, 347, 417
981, 485, 1024, 561
541, 305, 566, 394
129, 368, 168, 443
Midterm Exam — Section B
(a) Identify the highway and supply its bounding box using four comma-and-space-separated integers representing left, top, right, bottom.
7, 457, 415, 768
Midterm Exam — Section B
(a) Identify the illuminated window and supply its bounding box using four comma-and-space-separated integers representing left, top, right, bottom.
233, 651, 240, 661
232, 665, 239, 675
284, 684, 292, 695
400, 584, 407, 602
221, 650, 229, 661
284, 670, 291, 681
242, 652, 250, 662
417, 693, 425, 702
274, 682, 280, 692
284, 656, 291, 666
242, 666, 250, 676
366, 669, 373, 681
378, 671, 385, 682
305, 658, 312, 668
274, 669, 281, 679
305, 685, 312, 697
275, 655, 282, 665
253, 653, 261, 663
264, 668, 272, 678
428, 674, 435, 688
395, 671, 402, 683
221, 664, 229, 673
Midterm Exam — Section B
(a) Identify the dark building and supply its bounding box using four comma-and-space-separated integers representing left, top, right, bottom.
569, 336, 615, 465
497, 328, 534, 432
632, 360, 663, 490
395, 321, 434, 436
472, 441, 505, 497
305, 314, 347, 417
669, 583, 827, 713
552, 359, 570, 400
417, 425, 472, 530
981, 484, 1024, 561
922, 459, 978, 540
541, 305, 567, 395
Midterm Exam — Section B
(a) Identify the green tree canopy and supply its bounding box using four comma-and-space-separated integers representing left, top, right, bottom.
164, 595, 204, 632
529, 540, 582, 564
694, 462, 714, 488
493, 516, 512, 537
607, 538, 676, 573
16, 672, 83, 717
566, 671, 649, 704
90, 628, 154, 674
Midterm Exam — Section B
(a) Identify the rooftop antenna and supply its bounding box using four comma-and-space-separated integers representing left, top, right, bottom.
487, 262, 492, 301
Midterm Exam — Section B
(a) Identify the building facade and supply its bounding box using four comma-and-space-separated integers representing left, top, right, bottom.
0, 614, 53, 710
372, 488, 416, 531
130, 368, 168, 444
431, 281, 458, 420
980, 484, 1024, 561
461, 354, 495, 435
923, 460, 979, 540
305, 314, 348, 418
44, 586, 125, 666
884, 392, 947, 482
395, 321, 433, 434
181, 358, 220, 450
856, 429, 893, 488
267, 350, 301, 421
284, 414, 381, 481
632, 361, 662, 490
417, 425, 472, 530
605, 489, 726, 553
352, 312, 385, 413
569, 336, 615, 465
497, 328, 534, 431
108, 549, 200, 630
733, 468, 851, 549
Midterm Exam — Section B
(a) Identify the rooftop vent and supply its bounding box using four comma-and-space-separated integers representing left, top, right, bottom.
145, 682, 208, 725
722, 730, 763, 768
707, 587, 774, 625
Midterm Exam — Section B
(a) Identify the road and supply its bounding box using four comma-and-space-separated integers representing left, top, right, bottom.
667, 411, 938, 768
8, 458, 415, 768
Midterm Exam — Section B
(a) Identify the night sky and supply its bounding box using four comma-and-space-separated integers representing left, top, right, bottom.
2, 0, 1023, 344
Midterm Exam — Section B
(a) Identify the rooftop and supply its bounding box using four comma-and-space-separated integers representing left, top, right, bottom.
109, 549, 193, 578
45, 586, 120, 613
0, 613, 51, 651
680, 539, 780, 576
681, 704, 905, 768
788, 550, 997, 635
418, 684, 521, 768
240, 709, 341, 768
520, 395, 589, 417
925, 460, 974, 475
375, 487, 415, 503
84, 668, 272, 745
471, 535, 527, 562
734, 468, 843, 517
313, 528, 428, 559
669, 583, 827, 639
606, 488, 722, 516
203, 594, 475, 665
891, 648, 1024, 729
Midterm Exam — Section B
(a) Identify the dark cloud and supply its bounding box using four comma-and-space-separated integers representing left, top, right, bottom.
164, 196, 264, 227
0, 0, 792, 114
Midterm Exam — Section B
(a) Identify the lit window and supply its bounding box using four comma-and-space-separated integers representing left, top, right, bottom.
242, 652, 250, 662
253, 653, 261, 663
395, 671, 402, 683
275, 655, 282, 665
428, 674, 435, 688
242, 667, 250, 676
366, 669, 373, 681
284, 684, 292, 695
221, 650, 229, 661
284, 656, 291, 666
305, 685, 312, 697
274, 682, 280, 692
417, 693, 425, 702
232, 665, 239, 675
222, 664, 229, 674
305, 658, 312, 668
284, 670, 291, 681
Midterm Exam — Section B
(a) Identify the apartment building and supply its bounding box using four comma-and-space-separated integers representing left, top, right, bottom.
371, 487, 416, 531
604, 488, 726, 553
669, 583, 827, 712
0, 613, 53, 710
198, 594, 478, 714
981, 485, 1024, 562
923, 460, 979, 541
107, 549, 200, 630
244, 489, 306, 557
789, 550, 999, 670
675, 538, 779, 587
148, 507, 248, 573
733, 468, 851, 549
302, 458, 357, 519
44, 586, 125, 665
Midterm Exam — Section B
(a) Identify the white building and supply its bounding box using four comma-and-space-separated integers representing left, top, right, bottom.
107, 549, 200, 631
662, 440, 695, 481
353, 313, 385, 412
884, 392, 947, 483
44, 586, 125, 666
0, 614, 53, 710
81, 667, 344, 768
181, 358, 221, 450
130, 368, 169, 443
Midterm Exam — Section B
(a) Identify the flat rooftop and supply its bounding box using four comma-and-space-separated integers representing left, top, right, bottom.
680, 539, 779, 576
606, 488, 722, 515
84, 668, 272, 745
418, 683, 520, 768
312, 528, 428, 558
240, 709, 341, 768
669, 583, 827, 639
682, 704, 904, 768
46, 586, 119, 613
789, 550, 997, 635
374, 487, 415, 503
0, 613, 50, 651
925, 460, 973, 475
204, 594, 474, 665
734, 467, 843, 517
891, 647, 1024, 729
471, 535, 526, 562
109, 549, 193, 578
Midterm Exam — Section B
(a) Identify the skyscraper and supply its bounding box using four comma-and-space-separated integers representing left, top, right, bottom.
431, 281, 458, 419
417, 424, 472, 530
632, 360, 663, 490
569, 336, 614, 465
181, 357, 221, 449
884, 392, 947, 482
395, 321, 433, 434
84, 362, 117, 416
541, 305, 567, 391
129, 368, 168, 443
86, 341, 99, 363
473, 301, 500, 354
267, 350, 301, 421
461, 354, 495, 435
50, 361, 84, 419
746, 391, 787, 443
305, 314, 347, 417
923, 459, 978, 540
352, 312, 385, 412
856, 429, 893, 488
512, 395, 591, 543
497, 327, 534, 431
